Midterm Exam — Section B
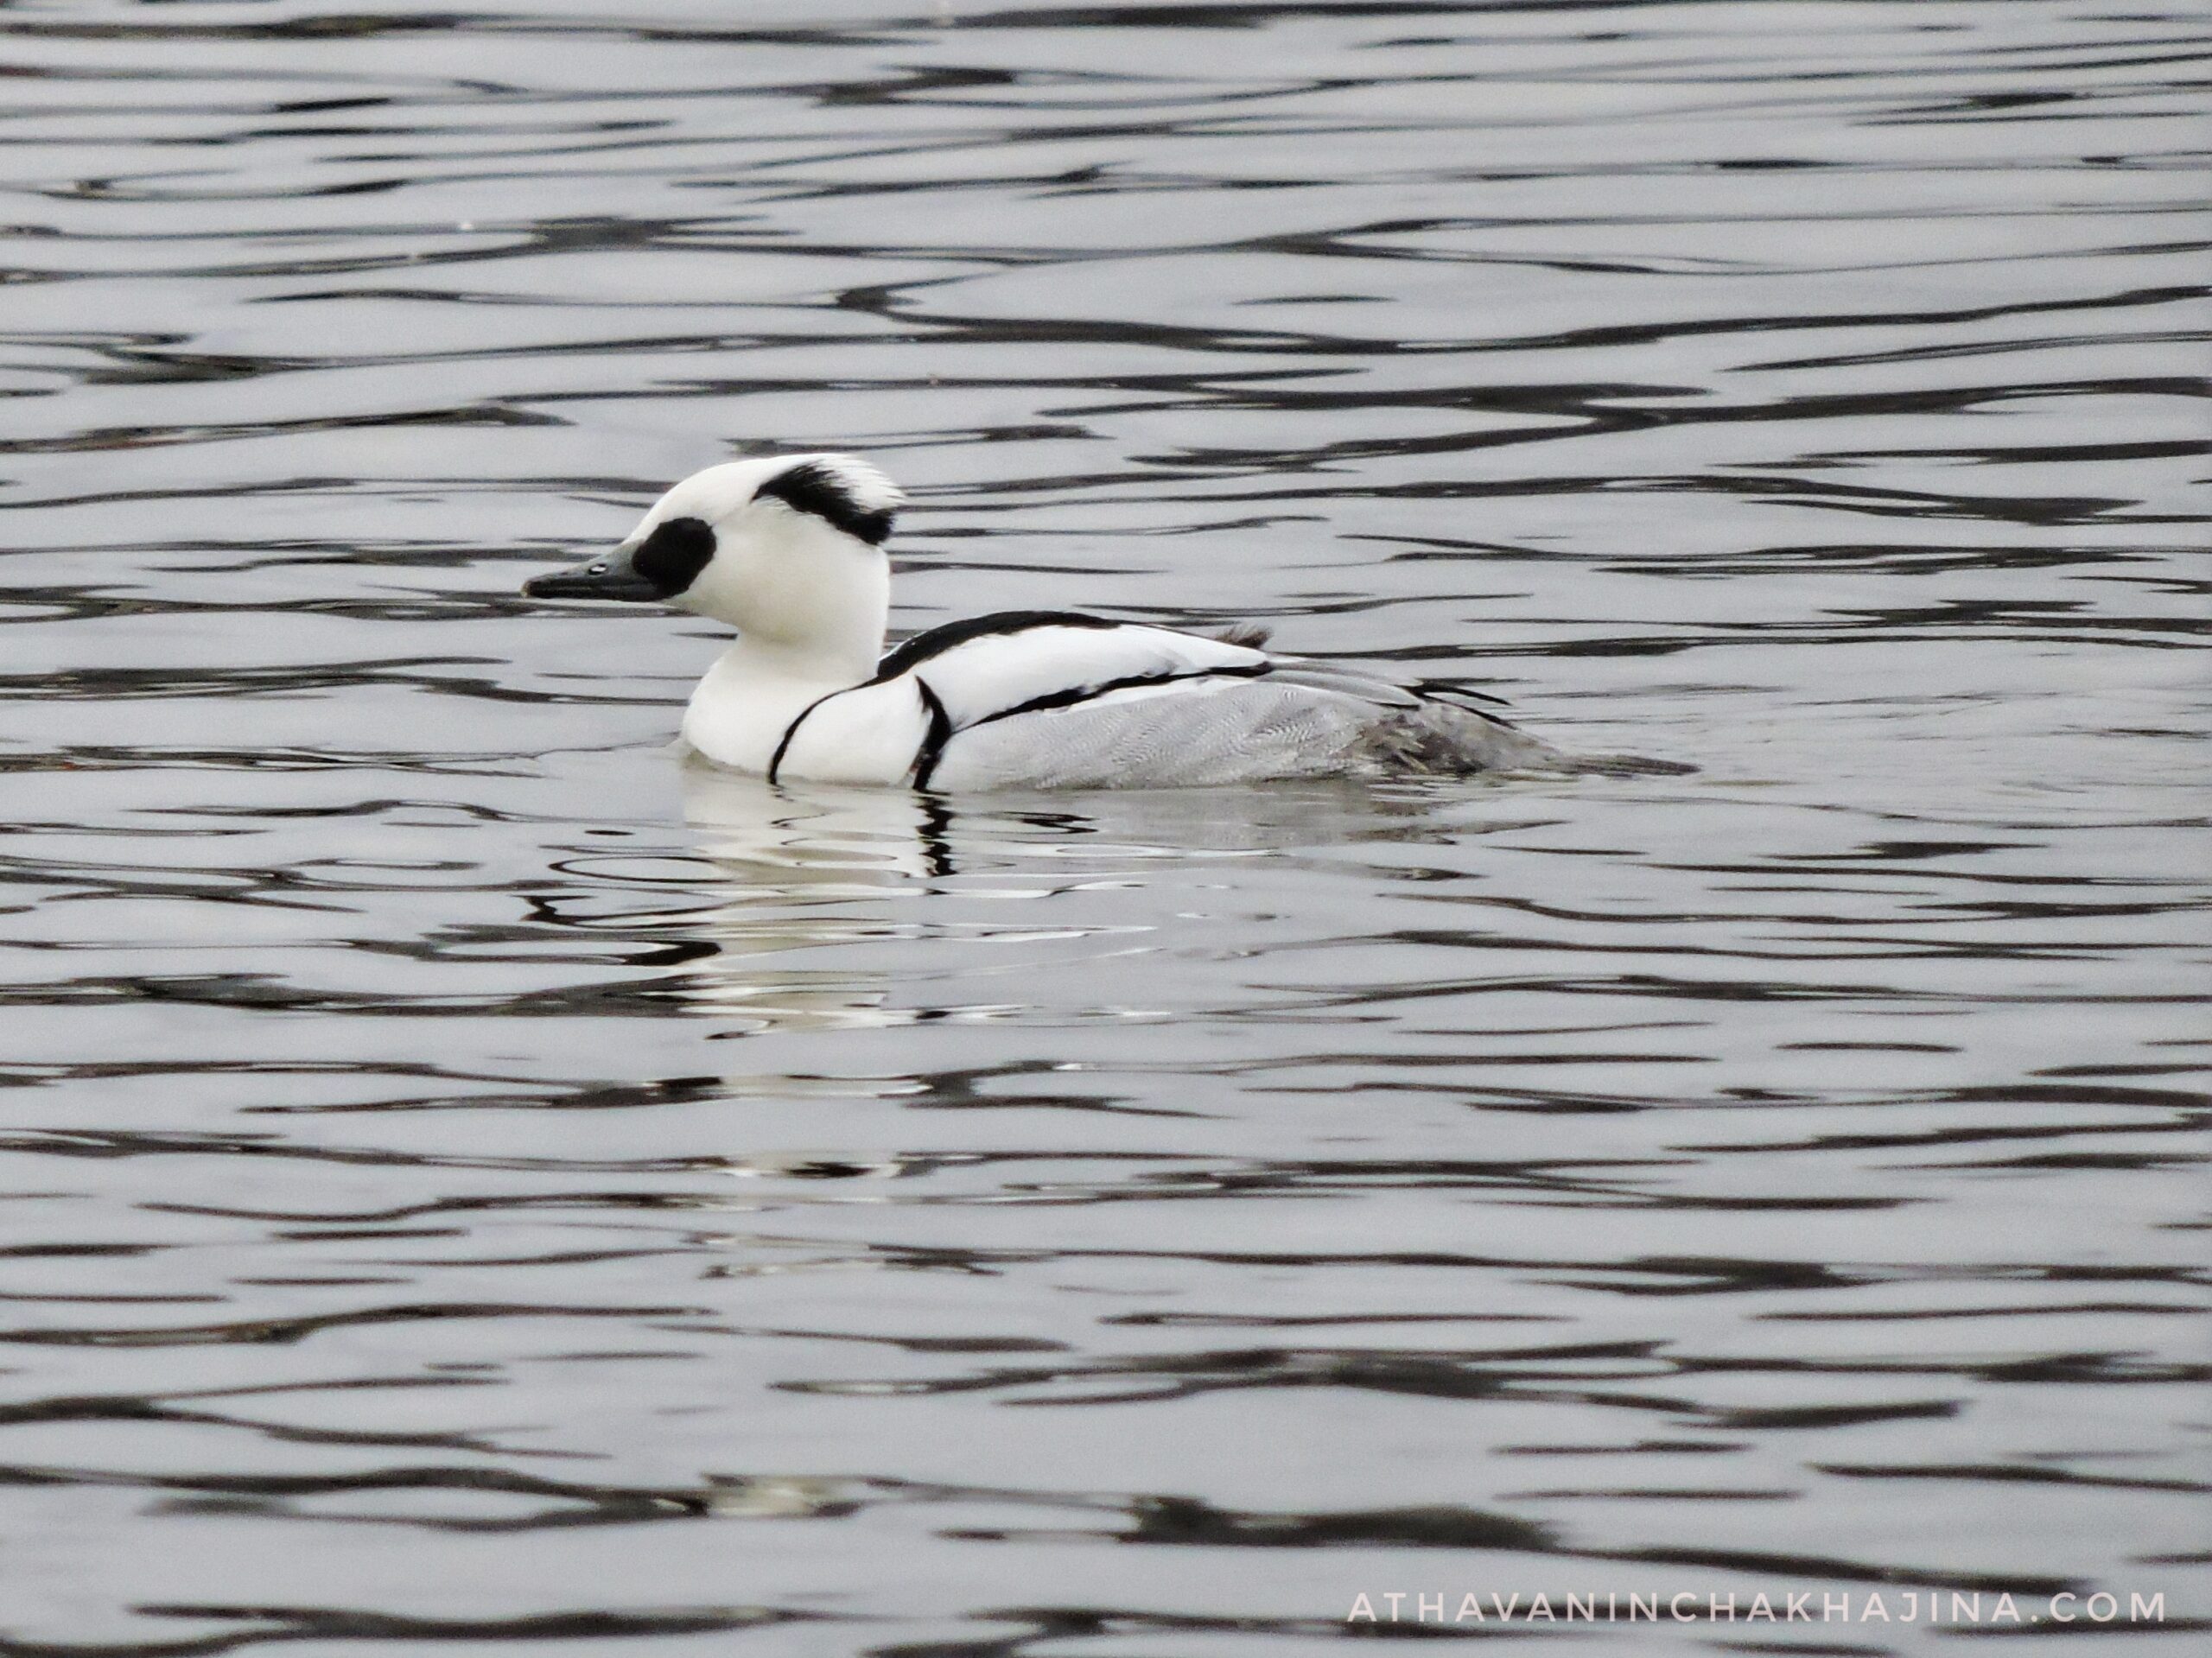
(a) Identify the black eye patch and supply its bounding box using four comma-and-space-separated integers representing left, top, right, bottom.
631, 516, 715, 595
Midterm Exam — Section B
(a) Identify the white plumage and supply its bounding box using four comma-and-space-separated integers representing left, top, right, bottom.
523, 454, 1677, 790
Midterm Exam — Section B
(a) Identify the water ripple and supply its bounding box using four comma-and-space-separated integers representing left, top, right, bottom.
0, 2, 2204, 1653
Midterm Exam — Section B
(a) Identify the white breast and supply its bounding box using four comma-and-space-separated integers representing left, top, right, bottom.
769, 677, 933, 785
679, 645, 924, 782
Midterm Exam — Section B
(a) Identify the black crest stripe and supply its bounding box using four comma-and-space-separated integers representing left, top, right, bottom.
756, 459, 895, 545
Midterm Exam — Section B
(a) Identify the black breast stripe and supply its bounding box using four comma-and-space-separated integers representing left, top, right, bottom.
776, 655, 1270, 787
908, 678, 956, 791
765, 688, 848, 785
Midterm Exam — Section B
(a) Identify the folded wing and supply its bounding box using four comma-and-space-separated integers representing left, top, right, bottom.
894, 613, 1272, 732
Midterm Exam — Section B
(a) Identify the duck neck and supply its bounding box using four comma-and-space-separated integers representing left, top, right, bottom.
720, 625, 880, 692
684, 553, 890, 775
693, 524, 890, 689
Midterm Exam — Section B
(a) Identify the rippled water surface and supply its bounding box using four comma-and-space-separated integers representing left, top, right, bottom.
3, 2, 2208, 1652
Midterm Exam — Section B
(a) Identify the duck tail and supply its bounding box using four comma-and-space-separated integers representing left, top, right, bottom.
1380, 697, 1694, 778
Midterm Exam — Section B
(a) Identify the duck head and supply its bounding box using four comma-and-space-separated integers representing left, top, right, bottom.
524, 454, 904, 679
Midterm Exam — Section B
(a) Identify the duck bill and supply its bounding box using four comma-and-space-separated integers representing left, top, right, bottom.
522, 543, 661, 602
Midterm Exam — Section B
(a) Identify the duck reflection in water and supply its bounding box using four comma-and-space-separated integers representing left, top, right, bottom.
661, 760, 1478, 1038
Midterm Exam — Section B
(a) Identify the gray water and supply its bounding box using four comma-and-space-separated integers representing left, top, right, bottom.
1, 3, 2206, 1653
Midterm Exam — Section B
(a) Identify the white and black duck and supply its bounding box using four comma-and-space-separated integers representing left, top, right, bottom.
522, 454, 1681, 789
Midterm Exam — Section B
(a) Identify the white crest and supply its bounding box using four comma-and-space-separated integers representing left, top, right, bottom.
633, 453, 903, 542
